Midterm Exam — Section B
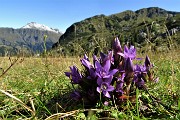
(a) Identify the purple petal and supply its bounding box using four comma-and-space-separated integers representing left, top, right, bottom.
129, 46, 135, 52
95, 61, 102, 71
97, 78, 103, 86
145, 55, 151, 67
106, 85, 114, 91
104, 101, 109, 106
116, 89, 124, 95
125, 57, 134, 72
129, 46, 136, 56
89, 68, 96, 79
113, 37, 120, 48
118, 52, 125, 57
64, 72, 71, 77
84, 54, 89, 61
122, 45, 136, 59
81, 59, 92, 69
134, 65, 147, 73
72, 66, 77, 74
70, 91, 81, 101
134, 64, 140, 72
69, 66, 74, 73
97, 87, 101, 93
154, 77, 159, 83
100, 52, 107, 61
124, 45, 129, 53
96, 72, 101, 78
109, 69, 118, 76
113, 37, 122, 53
128, 54, 136, 59
93, 55, 99, 65
103, 75, 111, 79
103, 91, 111, 98
136, 78, 145, 88
103, 59, 111, 72
108, 51, 113, 60
121, 73, 125, 80
133, 74, 138, 82
116, 82, 124, 89
93, 55, 98, 61
87, 76, 92, 79
104, 76, 113, 83
136, 57, 143, 60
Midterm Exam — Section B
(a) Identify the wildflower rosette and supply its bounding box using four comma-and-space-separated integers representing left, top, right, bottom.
65, 37, 158, 108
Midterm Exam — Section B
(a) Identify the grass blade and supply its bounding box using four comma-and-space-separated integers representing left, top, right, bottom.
0, 89, 35, 116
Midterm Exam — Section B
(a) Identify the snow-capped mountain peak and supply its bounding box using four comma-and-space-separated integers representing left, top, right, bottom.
21, 22, 61, 34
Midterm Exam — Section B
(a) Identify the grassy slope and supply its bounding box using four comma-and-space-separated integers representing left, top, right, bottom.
0, 50, 179, 119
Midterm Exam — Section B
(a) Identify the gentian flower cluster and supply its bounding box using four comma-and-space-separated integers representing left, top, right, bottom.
65, 37, 158, 107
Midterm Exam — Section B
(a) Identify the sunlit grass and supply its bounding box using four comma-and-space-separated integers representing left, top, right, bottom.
0, 50, 179, 119
0, 56, 82, 119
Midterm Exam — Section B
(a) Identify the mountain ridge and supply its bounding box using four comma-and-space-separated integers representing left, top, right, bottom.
52, 7, 180, 56
0, 23, 62, 56
21, 22, 61, 34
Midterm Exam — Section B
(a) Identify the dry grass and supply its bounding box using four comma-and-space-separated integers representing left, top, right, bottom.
0, 50, 179, 119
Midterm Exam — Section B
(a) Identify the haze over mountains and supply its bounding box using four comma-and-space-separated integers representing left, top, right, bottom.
0, 22, 62, 56
52, 7, 180, 56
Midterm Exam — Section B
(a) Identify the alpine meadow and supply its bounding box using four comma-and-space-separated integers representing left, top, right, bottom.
0, 7, 180, 119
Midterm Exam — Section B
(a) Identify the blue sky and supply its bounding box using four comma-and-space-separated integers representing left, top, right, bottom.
0, 0, 180, 33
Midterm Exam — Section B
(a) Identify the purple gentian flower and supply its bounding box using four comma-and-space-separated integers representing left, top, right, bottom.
134, 64, 147, 73
87, 68, 97, 80
95, 59, 118, 79
100, 51, 114, 65
104, 101, 109, 106
133, 74, 145, 89
100, 52, 107, 62
70, 90, 82, 101
154, 77, 159, 83
145, 55, 151, 67
124, 57, 134, 73
118, 45, 136, 59
113, 37, 123, 61
113, 37, 123, 54
97, 76, 114, 98
144, 55, 153, 70
136, 78, 145, 89
80, 54, 97, 80
81, 58, 93, 69
83, 54, 89, 61
65, 66, 82, 84
116, 73, 125, 95
93, 55, 99, 65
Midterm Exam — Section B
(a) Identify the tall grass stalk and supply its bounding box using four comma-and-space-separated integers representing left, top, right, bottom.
136, 88, 140, 119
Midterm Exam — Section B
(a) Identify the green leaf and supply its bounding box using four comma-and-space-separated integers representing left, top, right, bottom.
178, 99, 180, 111
76, 112, 86, 120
